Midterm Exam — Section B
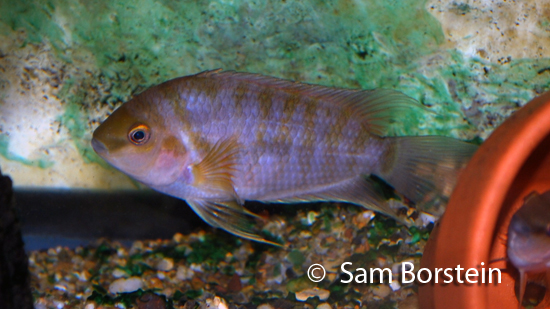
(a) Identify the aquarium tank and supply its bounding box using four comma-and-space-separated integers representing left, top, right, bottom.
1, 0, 550, 308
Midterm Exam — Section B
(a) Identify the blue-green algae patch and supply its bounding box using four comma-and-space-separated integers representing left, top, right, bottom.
0, 0, 445, 85
1, 0, 550, 164
57, 89, 110, 168
0, 134, 54, 168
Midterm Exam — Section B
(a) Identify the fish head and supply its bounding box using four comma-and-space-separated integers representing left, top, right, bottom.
92, 94, 189, 187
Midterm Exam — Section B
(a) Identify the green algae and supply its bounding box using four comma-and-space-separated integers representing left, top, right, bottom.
286, 275, 317, 293
187, 234, 239, 265
287, 250, 306, 269
0, 0, 445, 84
0, 1, 65, 48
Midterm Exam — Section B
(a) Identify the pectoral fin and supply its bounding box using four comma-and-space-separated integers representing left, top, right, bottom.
189, 138, 242, 202
187, 199, 283, 246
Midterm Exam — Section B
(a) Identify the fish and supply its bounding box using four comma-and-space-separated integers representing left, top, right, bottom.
507, 190, 550, 308
91, 70, 478, 244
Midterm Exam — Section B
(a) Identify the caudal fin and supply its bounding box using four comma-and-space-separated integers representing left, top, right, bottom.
376, 136, 478, 217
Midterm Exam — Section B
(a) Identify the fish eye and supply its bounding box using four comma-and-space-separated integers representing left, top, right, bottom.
128, 124, 151, 145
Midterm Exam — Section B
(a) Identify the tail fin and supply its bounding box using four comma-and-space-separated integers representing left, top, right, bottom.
376, 136, 478, 217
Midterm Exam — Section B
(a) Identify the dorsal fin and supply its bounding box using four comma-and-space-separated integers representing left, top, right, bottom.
194, 70, 424, 136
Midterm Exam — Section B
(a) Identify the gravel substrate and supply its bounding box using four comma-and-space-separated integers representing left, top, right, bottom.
29, 202, 429, 309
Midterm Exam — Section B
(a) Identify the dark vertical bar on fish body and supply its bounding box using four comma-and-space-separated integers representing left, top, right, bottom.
0, 169, 33, 309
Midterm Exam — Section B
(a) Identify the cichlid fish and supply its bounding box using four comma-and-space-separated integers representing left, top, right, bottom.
91, 70, 477, 244
507, 190, 550, 308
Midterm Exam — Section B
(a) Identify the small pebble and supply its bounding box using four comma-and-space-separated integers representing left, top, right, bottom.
47, 248, 57, 256
225, 252, 234, 262
157, 271, 166, 279
204, 296, 228, 309
116, 247, 127, 257
299, 230, 312, 239
372, 284, 391, 298
376, 256, 387, 268
112, 269, 127, 278
173, 233, 185, 243
108, 277, 143, 294
35, 303, 47, 309
75, 270, 90, 282
176, 265, 194, 281
307, 210, 319, 225
190, 263, 203, 272
157, 258, 174, 271
418, 212, 436, 227
136, 293, 165, 308
53, 300, 65, 309
295, 287, 330, 301
129, 241, 144, 255
162, 287, 175, 297
398, 294, 420, 309
353, 210, 375, 229
257, 304, 274, 309
390, 280, 401, 291
316, 303, 332, 309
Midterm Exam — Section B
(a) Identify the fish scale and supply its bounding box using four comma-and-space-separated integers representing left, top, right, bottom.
179, 77, 375, 196
92, 70, 478, 244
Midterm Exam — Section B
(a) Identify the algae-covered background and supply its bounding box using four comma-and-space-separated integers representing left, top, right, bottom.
1, 0, 550, 189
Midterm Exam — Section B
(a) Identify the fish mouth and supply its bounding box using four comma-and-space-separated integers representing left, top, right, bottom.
91, 138, 108, 157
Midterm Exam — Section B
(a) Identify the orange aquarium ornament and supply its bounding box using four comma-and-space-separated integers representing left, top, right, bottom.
420, 92, 550, 309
